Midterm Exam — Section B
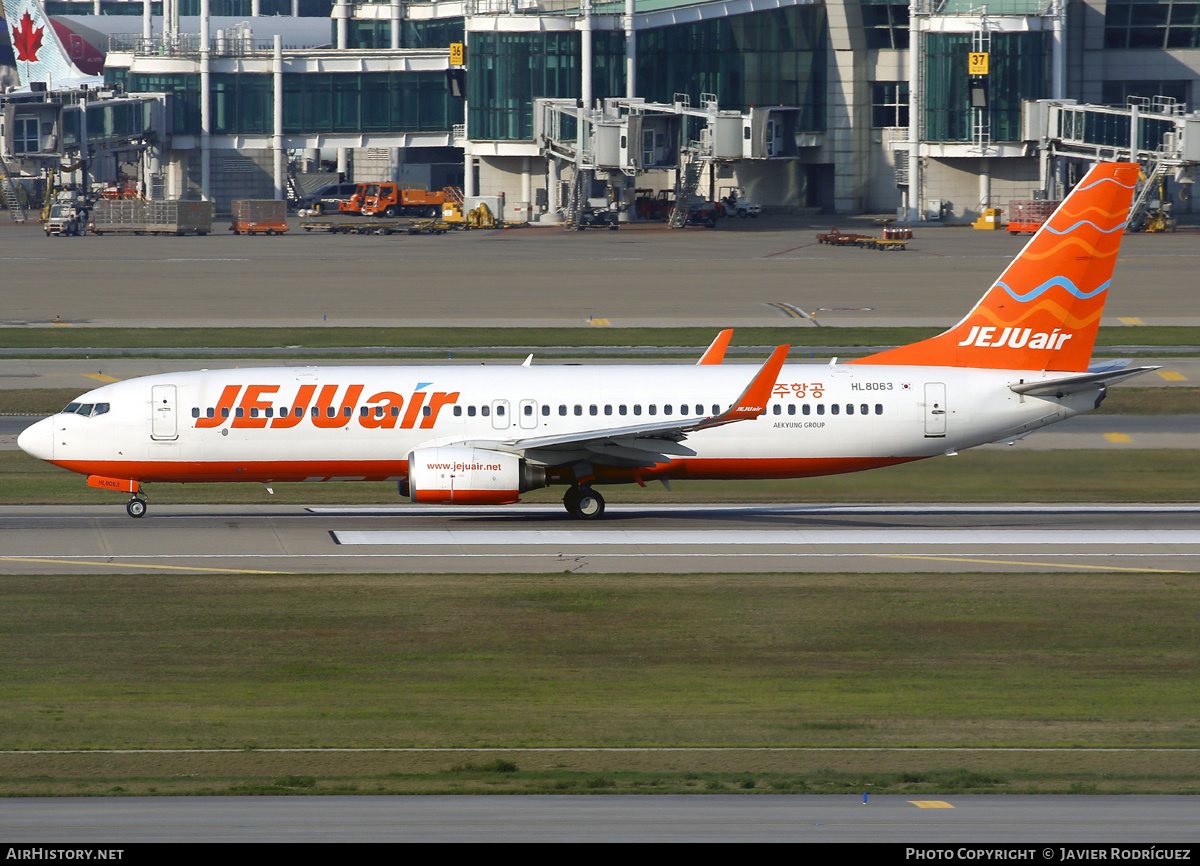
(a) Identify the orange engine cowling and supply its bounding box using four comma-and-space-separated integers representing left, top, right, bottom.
406, 446, 546, 505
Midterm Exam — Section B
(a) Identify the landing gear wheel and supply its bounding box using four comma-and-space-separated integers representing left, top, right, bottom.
126, 497, 147, 519
563, 486, 605, 519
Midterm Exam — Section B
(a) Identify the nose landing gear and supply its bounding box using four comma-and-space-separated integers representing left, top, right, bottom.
563, 485, 605, 519
126, 495, 148, 518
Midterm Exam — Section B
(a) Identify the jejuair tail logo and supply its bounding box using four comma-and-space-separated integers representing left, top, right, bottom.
12, 11, 44, 63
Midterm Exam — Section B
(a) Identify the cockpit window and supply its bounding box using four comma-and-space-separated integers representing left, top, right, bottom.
61, 402, 105, 417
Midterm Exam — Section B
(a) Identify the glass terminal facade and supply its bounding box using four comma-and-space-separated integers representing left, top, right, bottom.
468, 6, 827, 142
923, 31, 1051, 142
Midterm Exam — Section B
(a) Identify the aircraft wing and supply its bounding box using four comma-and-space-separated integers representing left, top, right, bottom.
1008, 366, 1161, 397
455, 344, 790, 467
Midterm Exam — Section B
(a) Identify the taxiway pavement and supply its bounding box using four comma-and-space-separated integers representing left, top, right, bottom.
1, 503, 1196, 575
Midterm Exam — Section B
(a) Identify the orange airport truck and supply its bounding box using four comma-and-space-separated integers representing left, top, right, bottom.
361, 184, 446, 218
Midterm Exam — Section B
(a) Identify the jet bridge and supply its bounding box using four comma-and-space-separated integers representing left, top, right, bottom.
1029, 97, 1200, 227
534, 95, 801, 228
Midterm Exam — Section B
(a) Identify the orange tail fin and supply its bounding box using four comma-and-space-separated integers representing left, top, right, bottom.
851, 162, 1139, 372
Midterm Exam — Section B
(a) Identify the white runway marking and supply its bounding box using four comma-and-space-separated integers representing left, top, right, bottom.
308, 504, 1200, 516
332, 529, 1200, 546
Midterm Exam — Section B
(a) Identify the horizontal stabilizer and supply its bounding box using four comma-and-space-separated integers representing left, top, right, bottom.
1009, 366, 1160, 397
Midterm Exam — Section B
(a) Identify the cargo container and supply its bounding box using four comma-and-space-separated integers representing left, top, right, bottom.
90, 200, 214, 236
231, 200, 289, 234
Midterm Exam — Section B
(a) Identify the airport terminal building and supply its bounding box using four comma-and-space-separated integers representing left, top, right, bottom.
5, 0, 1200, 220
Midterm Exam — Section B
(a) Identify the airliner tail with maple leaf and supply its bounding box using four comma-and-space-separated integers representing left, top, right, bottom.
3, 0, 101, 90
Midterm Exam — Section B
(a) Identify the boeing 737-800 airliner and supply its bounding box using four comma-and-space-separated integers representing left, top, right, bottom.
18, 162, 1155, 519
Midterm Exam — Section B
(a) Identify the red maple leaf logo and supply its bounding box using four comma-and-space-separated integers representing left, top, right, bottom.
12, 12, 44, 64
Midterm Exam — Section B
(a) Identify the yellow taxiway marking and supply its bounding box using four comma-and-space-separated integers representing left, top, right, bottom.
0, 556, 283, 575
1118, 317, 1144, 325
51, 322, 73, 327
909, 801, 955, 809
1103, 432, 1133, 443
881, 555, 1193, 574
83, 374, 120, 383
588, 317, 611, 326
1157, 371, 1188, 382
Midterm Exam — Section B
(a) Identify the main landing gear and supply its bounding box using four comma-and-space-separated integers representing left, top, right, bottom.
126, 495, 148, 518
563, 485, 605, 519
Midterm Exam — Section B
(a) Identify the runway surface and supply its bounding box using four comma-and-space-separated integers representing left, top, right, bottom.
2, 793, 1197, 842
2, 503, 1197, 574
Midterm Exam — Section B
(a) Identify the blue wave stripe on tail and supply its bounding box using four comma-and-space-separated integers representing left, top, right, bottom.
1044, 220, 1128, 235
996, 278, 1111, 303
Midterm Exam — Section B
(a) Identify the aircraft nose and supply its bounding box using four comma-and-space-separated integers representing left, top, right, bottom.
17, 417, 54, 461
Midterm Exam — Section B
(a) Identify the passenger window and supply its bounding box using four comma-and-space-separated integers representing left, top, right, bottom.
454, 406, 462, 416
803, 404, 810, 415
496, 405, 505, 416
524, 404, 533, 416
788, 404, 795, 415
250, 408, 259, 418
861, 404, 869, 415
390, 406, 400, 417
696, 404, 703, 416
481, 405, 490, 417
311, 407, 319, 418
191, 407, 200, 418
875, 404, 883, 415
265, 407, 273, 418
604, 405, 612, 415
236, 408, 245, 418
712, 404, 720, 416
649, 405, 657, 416
831, 404, 840, 415
773, 405, 781, 415
468, 406, 476, 417
816, 404, 825, 416
296, 407, 305, 418
326, 407, 335, 418
207, 408, 216, 419
422, 406, 431, 416
559, 405, 567, 416
574, 405, 582, 416
619, 405, 627, 416
589, 405, 598, 416
222, 408, 231, 418
845, 404, 853, 415
360, 406, 370, 417
633, 404, 642, 416
664, 404, 673, 416
375, 406, 384, 418
541, 405, 550, 416
344, 406, 353, 418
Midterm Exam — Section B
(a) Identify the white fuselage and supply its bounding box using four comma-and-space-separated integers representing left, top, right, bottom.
19, 361, 1100, 487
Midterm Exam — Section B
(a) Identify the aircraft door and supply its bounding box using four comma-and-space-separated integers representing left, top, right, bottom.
151, 384, 178, 441
519, 399, 538, 430
492, 399, 511, 430
924, 383, 947, 438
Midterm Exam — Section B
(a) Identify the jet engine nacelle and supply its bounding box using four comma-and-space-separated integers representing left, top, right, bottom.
406, 446, 546, 505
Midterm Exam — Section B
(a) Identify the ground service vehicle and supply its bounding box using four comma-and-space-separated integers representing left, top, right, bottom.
361, 184, 445, 218
19, 164, 1155, 521
43, 193, 87, 236
719, 187, 761, 218
297, 182, 359, 215
339, 184, 370, 214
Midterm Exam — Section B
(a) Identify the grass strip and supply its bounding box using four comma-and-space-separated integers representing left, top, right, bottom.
0, 571, 1197, 796
4, 387, 1198, 419
0, 448, 1197, 505
0, 326, 1198, 351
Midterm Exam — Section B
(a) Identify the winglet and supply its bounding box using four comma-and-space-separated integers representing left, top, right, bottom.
705, 344, 790, 424
697, 329, 734, 365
